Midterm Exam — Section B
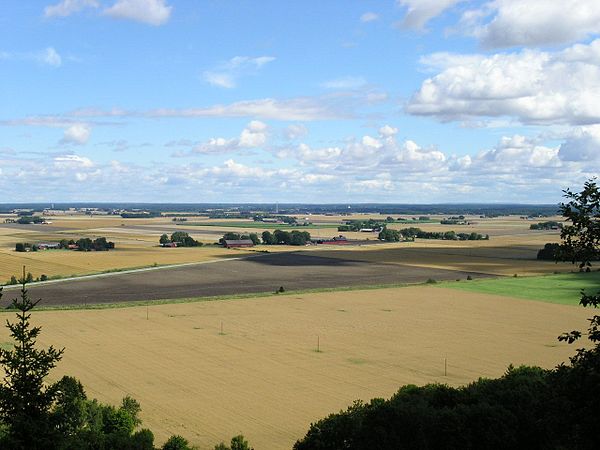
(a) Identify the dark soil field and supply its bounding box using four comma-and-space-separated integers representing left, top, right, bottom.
8, 251, 492, 307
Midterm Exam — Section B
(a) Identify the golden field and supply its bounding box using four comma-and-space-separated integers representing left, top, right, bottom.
0, 214, 565, 281
0, 285, 587, 449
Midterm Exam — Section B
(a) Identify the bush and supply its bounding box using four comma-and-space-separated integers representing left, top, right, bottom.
162, 435, 191, 450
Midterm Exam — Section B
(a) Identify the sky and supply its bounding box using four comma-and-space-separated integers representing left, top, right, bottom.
1, 0, 599, 203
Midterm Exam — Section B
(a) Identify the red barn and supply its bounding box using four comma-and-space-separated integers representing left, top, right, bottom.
224, 239, 255, 248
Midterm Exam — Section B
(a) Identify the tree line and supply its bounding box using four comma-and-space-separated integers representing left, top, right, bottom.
15, 238, 115, 252
530, 221, 562, 230
159, 232, 202, 247
219, 230, 312, 246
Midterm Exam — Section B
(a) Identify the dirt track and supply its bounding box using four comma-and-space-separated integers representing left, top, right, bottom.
11, 251, 492, 306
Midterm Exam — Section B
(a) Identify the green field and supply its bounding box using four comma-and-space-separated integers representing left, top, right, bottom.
182, 221, 340, 229
443, 271, 600, 305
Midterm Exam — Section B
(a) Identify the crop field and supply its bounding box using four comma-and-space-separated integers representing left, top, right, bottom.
7, 251, 492, 307
443, 271, 600, 305
0, 214, 566, 284
0, 285, 588, 449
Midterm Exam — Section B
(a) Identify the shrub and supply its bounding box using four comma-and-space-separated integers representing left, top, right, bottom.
162, 435, 191, 450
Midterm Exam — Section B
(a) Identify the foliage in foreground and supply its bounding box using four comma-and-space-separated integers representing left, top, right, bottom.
294, 362, 599, 450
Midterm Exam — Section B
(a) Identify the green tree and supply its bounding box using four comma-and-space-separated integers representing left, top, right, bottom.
162, 434, 191, 450
0, 276, 65, 448
378, 229, 400, 242
214, 435, 253, 450
248, 233, 260, 245
558, 179, 600, 347
261, 231, 275, 245
159, 234, 170, 245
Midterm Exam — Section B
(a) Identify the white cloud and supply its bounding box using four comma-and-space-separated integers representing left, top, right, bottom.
379, 125, 398, 137
61, 124, 91, 144
40, 47, 62, 67
463, 0, 600, 48
320, 76, 367, 90
407, 39, 600, 125
239, 120, 268, 147
396, 0, 464, 30
360, 12, 379, 23
187, 121, 268, 156
54, 154, 94, 169
104, 0, 172, 26
559, 125, 600, 161
44, 0, 99, 18
203, 56, 276, 89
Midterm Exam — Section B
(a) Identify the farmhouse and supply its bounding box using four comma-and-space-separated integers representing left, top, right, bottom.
223, 239, 255, 248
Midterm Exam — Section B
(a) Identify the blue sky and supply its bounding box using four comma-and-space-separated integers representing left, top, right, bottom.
1, 0, 599, 203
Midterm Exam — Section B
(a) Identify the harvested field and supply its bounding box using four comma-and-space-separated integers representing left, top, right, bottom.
4, 286, 589, 449
5, 251, 492, 307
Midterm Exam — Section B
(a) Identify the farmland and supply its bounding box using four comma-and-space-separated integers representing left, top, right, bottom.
443, 271, 600, 305
0, 213, 567, 284
0, 209, 592, 448
2, 284, 589, 449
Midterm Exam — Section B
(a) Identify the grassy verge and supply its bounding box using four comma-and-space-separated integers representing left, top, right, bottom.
439, 271, 600, 305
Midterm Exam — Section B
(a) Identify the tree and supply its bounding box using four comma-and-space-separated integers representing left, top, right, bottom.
248, 233, 260, 245
261, 231, 275, 245
378, 228, 400, 242
214, 435, 253, 450
159, 234, 170, 245
558, 179, 600, 346
162, 434, 191, 450
0, 274, 64, 448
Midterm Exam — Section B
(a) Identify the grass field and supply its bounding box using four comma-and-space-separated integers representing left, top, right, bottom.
443, 271, 600, 305
3, 285, 587, 449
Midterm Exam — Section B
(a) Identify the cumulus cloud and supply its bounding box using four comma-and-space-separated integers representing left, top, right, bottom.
239, 120, 268, 147
407, 39, 600, 125
44, 0, 99, 18
203, 56, 275, 88
185, 121, 268, 156
360, 12, 379, 23
104, 0, 172, 26
462, 0, 600, 48
60, 123, 91, 144
396, 0, 464, 30
3, 124, 598, 202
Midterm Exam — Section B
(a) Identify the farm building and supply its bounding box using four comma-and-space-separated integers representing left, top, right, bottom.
317, 235, 350, 245
223, 239, 255, 248
37, 242, 61, 250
